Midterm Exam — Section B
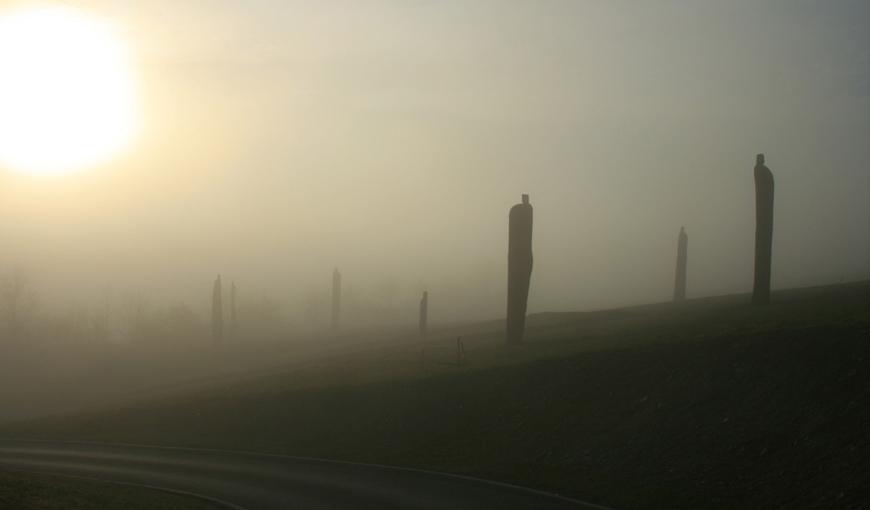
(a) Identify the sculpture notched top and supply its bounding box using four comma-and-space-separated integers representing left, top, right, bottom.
752, 154, 775, 305
506, 194, 533, 344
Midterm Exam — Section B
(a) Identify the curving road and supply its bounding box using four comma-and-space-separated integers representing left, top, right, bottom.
0, 439, 610, 509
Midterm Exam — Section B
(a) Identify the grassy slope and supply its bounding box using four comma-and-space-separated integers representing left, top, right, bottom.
0, 470, 218, 510
3, 282, 869, 509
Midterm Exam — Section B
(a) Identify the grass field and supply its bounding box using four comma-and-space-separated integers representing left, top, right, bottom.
3, 281, 868, 509
0, 470, 219, 510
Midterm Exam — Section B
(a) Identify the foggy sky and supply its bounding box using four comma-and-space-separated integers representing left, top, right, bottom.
0, 0, 867, 327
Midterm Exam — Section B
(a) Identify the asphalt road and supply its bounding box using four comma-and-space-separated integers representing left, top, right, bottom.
0, 440, 610, 509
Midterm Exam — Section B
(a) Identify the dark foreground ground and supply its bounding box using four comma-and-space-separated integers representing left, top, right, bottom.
0, 470, 218, 509
2, 282, 868, 509
0, 440, 603, 509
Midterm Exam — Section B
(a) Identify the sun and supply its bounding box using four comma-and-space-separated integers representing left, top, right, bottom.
0, 5, 139, 176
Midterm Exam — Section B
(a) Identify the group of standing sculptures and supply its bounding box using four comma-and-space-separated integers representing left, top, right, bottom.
208, 156, 775, 346
504, 154, 776, 344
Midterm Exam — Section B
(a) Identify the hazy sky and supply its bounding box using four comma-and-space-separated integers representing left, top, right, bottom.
0, 0, 867, 325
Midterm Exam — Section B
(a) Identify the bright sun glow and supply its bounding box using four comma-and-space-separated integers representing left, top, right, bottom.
0, 5, 139, 176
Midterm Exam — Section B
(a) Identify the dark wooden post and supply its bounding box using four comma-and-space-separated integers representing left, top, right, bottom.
507, 194, 533, 344
753, 154, 775, 305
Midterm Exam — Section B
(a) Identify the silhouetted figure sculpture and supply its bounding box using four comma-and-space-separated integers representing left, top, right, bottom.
507, 194, 533, 344
753, 154, 775, 305
331, 268, 341, 330
674, 227, 688, 301
212, 275, 223, 345
230, 282, 237, 338
419, 290, 428, 340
